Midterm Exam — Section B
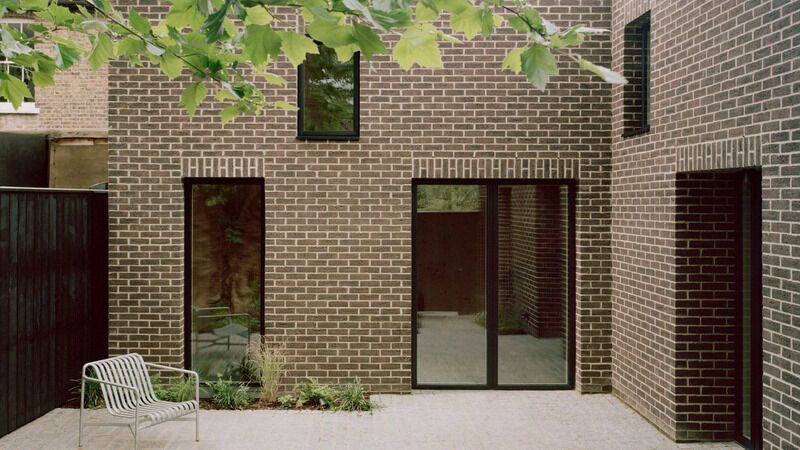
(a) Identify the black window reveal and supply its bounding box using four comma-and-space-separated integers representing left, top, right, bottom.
622, 12, 650, 137
297, 43, 359, 139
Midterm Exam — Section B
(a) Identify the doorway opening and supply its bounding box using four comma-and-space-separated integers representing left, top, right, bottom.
183, 178, 265, 383
674, 169, 761, 446
412, 179, 575, 389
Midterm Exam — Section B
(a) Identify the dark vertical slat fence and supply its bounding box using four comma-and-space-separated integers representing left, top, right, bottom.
0, 188, 108, 438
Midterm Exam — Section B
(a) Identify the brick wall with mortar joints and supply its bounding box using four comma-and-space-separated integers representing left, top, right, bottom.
610, 0, 799, 446
108, 0, 612, 393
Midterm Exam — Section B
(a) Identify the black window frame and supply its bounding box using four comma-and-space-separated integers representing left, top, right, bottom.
296, 44, 360, 141
622, 12, 651, 138
411, 178, 576, 390
182, 177, 266, 386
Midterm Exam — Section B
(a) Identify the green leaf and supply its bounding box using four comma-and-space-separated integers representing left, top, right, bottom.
521, 7, 542, 32
276, 31, 318, 67
434, 0, 469, 14
0, 73, 33, 109
450, 5, 482, 40
20, 0, 48, 10
307, 19, 355, 48
334, 43, 359, 62
416, 0, 439, 21
242, 25, 281, 67
508, 16, 529, 32
262, 72, 286, 86
352, 23, 386, 60
480, 8, 496, 37
87, 33, 114, 70
392, 25, 441, 70
520, 44, 557, 91
244, 6, 272, 26
267, 100, 298, 111
32, 69, 54, 87
128, 8, 152, 34
117, 37, 146, 56
369, 8, 412, 31
203, 1, 229, 43
31, 55, 56, 87
221, 105, 240, 123
575, 56, 627, 84
55, 43, 81, 69
501, 47, 524, 73
166, 0, 205, 29
160, 52, 184, 79
180, 81, 207, 116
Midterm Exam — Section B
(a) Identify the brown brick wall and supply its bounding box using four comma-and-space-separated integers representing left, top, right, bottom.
108, 0, 612, 394
611, 0, 799, 447
674, 172, 738, 441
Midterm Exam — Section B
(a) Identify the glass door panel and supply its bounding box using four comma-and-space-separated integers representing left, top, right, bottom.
497, 185, 569, 385
188, 181, 263, 382
414, 184, 486, 385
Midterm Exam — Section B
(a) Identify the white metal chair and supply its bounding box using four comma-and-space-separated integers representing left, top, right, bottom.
78, 353, 200, 449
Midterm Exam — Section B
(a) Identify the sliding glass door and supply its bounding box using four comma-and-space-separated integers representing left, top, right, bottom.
184, 178, 264, 382
412, 180, 574, 389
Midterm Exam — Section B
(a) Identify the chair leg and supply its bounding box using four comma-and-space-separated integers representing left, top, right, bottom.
78, 378, 85, 447
195, 408, 200, 442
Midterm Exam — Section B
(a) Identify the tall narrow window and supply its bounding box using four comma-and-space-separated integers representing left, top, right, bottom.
0, 20, 37, 113
297, 43, 359, 139
622, 12, 650, 137
185, 179, 264, 382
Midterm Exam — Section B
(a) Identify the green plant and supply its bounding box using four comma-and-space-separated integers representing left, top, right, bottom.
2, 0, 626, 120
249, 339, 286, 403
278, 378, 374, 411
153, 376, 195, 402
334, 379, 374, 412
70, 369, 103, 409
220, 354, 258, 383
294, 378, 338, 409
277, 394, 295, 409
205, 376, 253, 410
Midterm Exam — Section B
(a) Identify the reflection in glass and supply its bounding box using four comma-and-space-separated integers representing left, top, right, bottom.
497, 185, 568, 385
741, 175, 752, 439
415, 185, 486, 384
191, 183, 262, 382
301, 44, 356, 134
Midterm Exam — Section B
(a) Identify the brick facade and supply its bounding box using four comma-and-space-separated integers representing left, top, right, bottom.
107, 0, 612, 394
75, 0, 797, 447
610, 0, 799, 447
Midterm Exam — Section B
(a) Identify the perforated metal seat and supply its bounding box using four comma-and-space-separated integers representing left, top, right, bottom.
78, 353, 200, 449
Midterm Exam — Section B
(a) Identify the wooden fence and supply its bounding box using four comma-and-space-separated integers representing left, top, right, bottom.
0, 188, 108, 438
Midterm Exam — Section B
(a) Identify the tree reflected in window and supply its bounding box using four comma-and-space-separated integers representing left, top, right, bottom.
298, 44, 358, 138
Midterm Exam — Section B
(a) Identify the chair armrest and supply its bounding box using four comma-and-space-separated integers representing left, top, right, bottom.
144, 363, 199, 378
82, 375, 140, 393
144, 363, 200, 404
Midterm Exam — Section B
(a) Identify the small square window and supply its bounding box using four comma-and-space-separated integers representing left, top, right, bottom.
622, 12, 650, 137
0, 20, 37, 112
297, 43, 359, 140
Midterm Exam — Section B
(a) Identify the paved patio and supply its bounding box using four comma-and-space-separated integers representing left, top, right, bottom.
0, 391, 740, 450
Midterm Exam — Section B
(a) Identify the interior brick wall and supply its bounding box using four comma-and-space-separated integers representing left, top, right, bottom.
108, 0, 612, 393
504, 185, 566, 338
674, 172, 738, 441
611, 0, 799, 447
